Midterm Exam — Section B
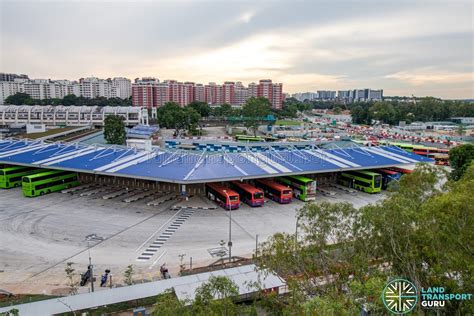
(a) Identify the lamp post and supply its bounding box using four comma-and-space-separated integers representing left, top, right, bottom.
223, 190, 232, 263
87, 241, 94, 293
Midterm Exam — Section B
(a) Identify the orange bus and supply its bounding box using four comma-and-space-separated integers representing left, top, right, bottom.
205, 183, 240, 210
254, 179, 292, 204
230, 181, 265, 207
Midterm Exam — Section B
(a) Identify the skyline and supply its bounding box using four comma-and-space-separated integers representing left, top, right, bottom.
1, 0, 473, 99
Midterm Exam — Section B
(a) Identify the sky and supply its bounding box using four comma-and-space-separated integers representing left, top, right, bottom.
1, 0, 473, 99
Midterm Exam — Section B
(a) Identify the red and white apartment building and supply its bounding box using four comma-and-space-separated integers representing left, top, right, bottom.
132, 78, 284, 109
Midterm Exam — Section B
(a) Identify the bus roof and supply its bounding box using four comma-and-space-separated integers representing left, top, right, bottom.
287, 175, 315, 183
24, 169, 63, 179
256, 179, 291, 191
206, 183, 239, 196
343, 170, 381, 176
1, 166, 30, 171
231, 181, 263, 193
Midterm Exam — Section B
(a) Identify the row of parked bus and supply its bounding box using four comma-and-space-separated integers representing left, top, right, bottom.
205, 175, 318, 210
338, 167, 411, 193
0, 165, 79, 197
386, 142, 450, 166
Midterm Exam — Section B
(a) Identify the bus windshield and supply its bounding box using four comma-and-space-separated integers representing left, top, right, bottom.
229, 196, 239, 201
374, 175, 381, 188
283, 190, 292, 195
253, 192, 263, 199
22, 177, 30, 182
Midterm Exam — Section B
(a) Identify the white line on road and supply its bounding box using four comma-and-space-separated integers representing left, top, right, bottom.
135, 209, 182, 252
149, 250, 168, 269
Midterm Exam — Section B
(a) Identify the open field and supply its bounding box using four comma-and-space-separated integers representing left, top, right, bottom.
0, 184, 386, 294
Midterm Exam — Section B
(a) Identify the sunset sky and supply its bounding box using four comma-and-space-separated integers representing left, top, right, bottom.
1, 0, 473, 98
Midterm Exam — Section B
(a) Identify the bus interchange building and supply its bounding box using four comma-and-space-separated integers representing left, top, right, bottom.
0, 138, 433, 194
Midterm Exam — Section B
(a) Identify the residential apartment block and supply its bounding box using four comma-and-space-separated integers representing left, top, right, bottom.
292, 89, 383, 103
0, 73, 132, 104
131, 78, 284, 109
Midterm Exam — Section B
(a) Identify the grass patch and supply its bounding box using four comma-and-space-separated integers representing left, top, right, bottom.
18, 127, 78, 139
275, 120, 301, 126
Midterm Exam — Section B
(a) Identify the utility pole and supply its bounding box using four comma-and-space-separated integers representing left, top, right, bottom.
223, 190, 232, 263
88, 241, 94, 293
255, 234, 259, 257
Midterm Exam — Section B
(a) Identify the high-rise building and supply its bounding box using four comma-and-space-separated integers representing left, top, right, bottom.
222, 82, 235, 105
130, 78, 284, 108
183, 82, 195, 105
234, 82, 248, 106
367, 89, 383, 101
131, 78, 158, 108
317, 90, 336, 101
0, 81, 24, 104
193, 84, 205, 102
0, 73, 29, 82
111, 77, 132, 99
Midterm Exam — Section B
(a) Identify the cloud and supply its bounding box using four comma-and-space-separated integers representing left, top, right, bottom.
386, 70, 473, 86
0, 0, 473, 98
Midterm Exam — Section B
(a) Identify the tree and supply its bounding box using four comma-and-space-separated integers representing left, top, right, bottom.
213, 103, 233, 117
242, 97, 271, 136
156, 102, 200, 135
65, 262, 79, 295
153, 289, 190, 316
123, 264, 135, 286
62, 94, 78, 106
449, 144, 474, 180
193, 276, 239, 315
255, 163, 473, 314
187, 101, 211, 117
4, 92, 33, 105
104, 115, 126, 145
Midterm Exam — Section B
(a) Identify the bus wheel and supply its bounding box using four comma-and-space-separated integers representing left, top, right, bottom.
40, 191, 45, 196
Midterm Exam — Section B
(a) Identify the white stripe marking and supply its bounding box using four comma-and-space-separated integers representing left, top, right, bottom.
106, 152, 159, 173
365, 147, 416, 163
95, 151, 149, 172
314, 149, 361, 167
41, 148, 99, 166
242, 153, 278, 174
254, 153, 292, 173
0, 144, 45, 158
304, 150, 349, 168
34, 147, 95, 164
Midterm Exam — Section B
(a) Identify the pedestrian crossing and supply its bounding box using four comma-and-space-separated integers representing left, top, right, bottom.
136, 209, 195, 261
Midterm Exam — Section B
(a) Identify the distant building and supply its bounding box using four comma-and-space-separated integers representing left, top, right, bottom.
451, 117, 474, 125
0, 73, 29, 82
131, 78, 284, 109
317, 90, 336, 101
0, 81, 24, 104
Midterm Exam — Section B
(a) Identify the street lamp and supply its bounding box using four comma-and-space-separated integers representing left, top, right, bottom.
87, 240, 94, 293
223, 190, 232, 263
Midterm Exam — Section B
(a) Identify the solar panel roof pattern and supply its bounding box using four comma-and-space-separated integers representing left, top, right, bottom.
0, 139, 434, 183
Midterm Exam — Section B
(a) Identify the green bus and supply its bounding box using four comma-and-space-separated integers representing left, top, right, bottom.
235, 135, 264, 142
277, 175, 317, 201
0, 166, 44, 189
339, 170, 382, 194
22, 170, 80, 197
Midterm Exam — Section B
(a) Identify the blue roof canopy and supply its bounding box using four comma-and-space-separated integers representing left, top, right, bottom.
0, 138, 433, 184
